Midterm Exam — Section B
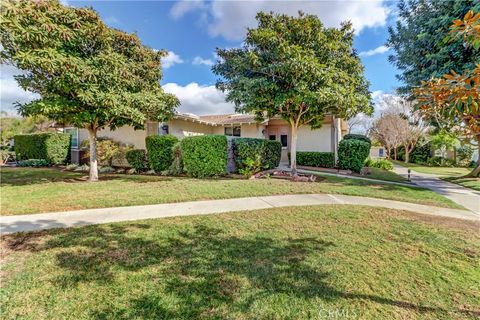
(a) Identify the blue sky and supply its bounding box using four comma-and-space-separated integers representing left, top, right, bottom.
1, 0, 401, 115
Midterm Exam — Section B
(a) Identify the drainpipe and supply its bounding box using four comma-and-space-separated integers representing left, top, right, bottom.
332, 115, 339, 164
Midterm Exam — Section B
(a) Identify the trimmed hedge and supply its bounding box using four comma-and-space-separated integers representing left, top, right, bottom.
343, 134, 371, 146
14, 133, 71, 164
338, 139, 370, 173
232, 138, 282, 172
145, 135, 178, 172
181, 135, 228, 178
126, 149, 148, 172
291, 151, 335, 168
364, 158, 393, 171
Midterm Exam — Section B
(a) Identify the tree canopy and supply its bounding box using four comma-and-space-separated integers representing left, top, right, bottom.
0, 0, 178, 180
213, 12, 372, 173
387, 0, 480, 94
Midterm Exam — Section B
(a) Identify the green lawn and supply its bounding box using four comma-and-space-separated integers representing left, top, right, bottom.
358, 167, 408, 183
393, 161, 472, 177
1, 205, 479, 319
442, 177, 480, 192
0, 167, 461, 215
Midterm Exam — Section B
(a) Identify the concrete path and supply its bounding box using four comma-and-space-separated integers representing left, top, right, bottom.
393, 164, 480, 214
1, 194, 478, 235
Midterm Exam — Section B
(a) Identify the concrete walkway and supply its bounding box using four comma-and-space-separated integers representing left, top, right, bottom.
393, 164, 480, 214
1, 194, 478, 235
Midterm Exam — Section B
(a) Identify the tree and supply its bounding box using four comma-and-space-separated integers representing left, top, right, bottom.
0, 114, 55, 147
213, 12, 372, 175
431, 131, 457, 165
369, 113, 405, 160
415, 10, 480, 176
0, 0, 178, 181
387, 0, 479, 94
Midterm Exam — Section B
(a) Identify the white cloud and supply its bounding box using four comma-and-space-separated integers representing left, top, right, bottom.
104, 15, 120, 25
162, 82, 234, 115
192, 56, 214, 66
0, 64, 39, 114
359, 45, 390, 57
171, 0, 390, 41
161, 51, 184, 69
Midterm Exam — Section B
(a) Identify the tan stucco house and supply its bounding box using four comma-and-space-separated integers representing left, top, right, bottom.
69, 113, 348, 163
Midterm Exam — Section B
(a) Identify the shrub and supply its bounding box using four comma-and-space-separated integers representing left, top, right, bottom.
232, 138, 282, 173
81, 138, 131, 166
99, 166, 115, 173
238, 155, 263, 176
457, 145, 474, 167
126, 149, 148, 172
17, 159, 49, 167
427, 156, 455, 167
343, 134, 371, 146
338, 139, 370, 173
14, 133, 71, 164
181, 135, 228, 178
167, 142, 183, 176
292, 151, 335, 168
365, 158, 393, 171
145, 135, 179, 172
262, 140, 282, 169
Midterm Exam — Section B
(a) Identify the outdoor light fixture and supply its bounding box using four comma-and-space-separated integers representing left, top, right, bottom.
407, 169, 411, 181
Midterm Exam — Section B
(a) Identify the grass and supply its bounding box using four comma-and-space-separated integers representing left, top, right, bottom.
1, 205, 479, 319
0, 167, 462, 215
393, 160, 472, 177
357, 167, 408, 183
442, 176, 480, 192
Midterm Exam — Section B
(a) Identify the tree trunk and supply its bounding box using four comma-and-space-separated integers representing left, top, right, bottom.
88, 128, 99, 182
290, 122, 298, 176
465, 140, 480, 177
394, 147, 397, 160
404, 148, 410, 163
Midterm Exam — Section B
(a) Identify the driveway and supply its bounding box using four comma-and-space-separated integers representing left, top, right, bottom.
393, 164, 480, 214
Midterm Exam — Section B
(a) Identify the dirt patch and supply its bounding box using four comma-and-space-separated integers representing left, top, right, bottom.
394, 210, 480, 233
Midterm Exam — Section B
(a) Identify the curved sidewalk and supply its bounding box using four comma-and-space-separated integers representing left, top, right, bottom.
1, 194, 478, 235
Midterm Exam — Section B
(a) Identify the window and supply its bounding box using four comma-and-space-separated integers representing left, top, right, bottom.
269, 135, 276, 141
159, 123, 169, 135
379, 148, 384, 157
64, 128, 78, 148
225, 126, 241, 137
280, 134, 288, 147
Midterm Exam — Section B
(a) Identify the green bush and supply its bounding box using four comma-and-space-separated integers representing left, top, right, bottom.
126, 149, 148, 172
291, 151, 335, 168
145, 135, 178, 172
343, 134, 371, 146
232, 138, 281, 173
338, 139, 370, 173
81, 138, 132, 166
263, 140, 282, 169
365, 158, 393, 171
14, 133, 71, 164
457, 145, 474, 167
167, 142, 183, 176
181, 135, 228, 178
17, 159, 49, 167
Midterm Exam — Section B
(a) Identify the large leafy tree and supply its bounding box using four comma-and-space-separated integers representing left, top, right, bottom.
415, 10, 480, 177
0, 0, 178, 181
387, 0, 479, 95
213, 12, 372, 174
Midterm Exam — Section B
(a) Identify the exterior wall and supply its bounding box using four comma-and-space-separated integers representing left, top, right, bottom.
370, 146, 386, 159
78, 126, 147, 149
296, 125, 332, 152
168, 119, 215, 138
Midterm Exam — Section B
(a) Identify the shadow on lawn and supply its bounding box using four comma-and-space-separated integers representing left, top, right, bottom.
5, 223, 478, 318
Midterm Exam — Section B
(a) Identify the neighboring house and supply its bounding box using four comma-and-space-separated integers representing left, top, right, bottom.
369, 146, 386, 159
67, 113, 348, 163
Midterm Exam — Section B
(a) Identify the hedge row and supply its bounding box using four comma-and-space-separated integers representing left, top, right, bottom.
145, 135, 178, 172
180, 135, 228, 178
338, 139, 370, 173
232, 138, 282, 172
126, 149, 148, 172
343, 134, 371, 145
291, 151, 335, 168
14, 133, 71, 164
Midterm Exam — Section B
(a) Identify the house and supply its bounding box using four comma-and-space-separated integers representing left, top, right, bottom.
68, 113, 348, 164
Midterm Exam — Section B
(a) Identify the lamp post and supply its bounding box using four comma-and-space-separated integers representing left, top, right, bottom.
407, 169, 411, 181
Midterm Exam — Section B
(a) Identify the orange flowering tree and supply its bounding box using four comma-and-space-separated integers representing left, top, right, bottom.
415, 10, 480, 177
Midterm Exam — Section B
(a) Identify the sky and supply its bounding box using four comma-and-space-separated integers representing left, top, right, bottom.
0, 0, 402, 116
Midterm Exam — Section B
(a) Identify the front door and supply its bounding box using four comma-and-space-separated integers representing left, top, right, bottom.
267, 126, 290, 163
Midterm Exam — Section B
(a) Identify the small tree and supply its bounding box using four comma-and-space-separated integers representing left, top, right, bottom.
213, 12, 372, 175
0, 0, 178, 181
431, 131, 457, 165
